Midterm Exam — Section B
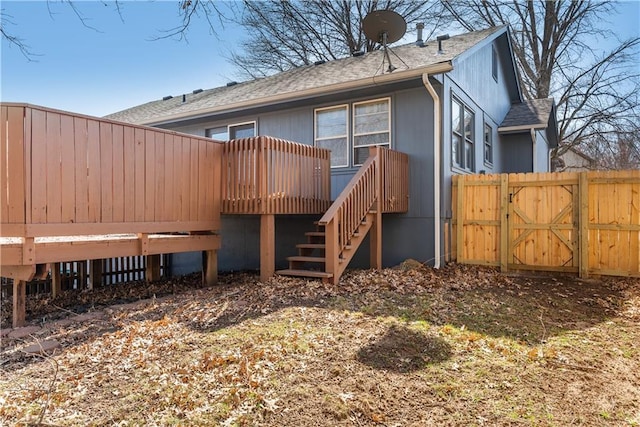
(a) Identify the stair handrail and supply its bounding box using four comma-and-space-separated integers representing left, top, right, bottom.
319, 147, 381, 278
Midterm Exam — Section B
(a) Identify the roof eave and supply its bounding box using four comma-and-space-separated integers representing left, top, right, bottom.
498, 124, 547, 134
141, 61, 454, 126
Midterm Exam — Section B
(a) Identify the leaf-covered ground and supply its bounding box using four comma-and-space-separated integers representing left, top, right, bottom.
1, 264, 639, 426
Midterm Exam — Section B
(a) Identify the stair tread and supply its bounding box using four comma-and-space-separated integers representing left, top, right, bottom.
287, 255, 326, 263
276, 269, 333, 279
305, 231, 326, 236
296, 243, 326, 249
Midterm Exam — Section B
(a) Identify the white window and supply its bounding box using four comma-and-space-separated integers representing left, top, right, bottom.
452, 97, 475, 172
229, 122, 256, 139
205, 126, 228, 140
353, 98, 391, 165
484, 123, 493, 165
315, 105, 349, 168
206, 122, 256, 141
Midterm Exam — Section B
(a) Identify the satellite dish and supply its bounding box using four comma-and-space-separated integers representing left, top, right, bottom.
362, 10, 407, 73
362, 10, 407, 44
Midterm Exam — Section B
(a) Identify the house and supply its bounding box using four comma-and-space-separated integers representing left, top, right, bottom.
552, 146, 595, 172
107, 25, 559, 276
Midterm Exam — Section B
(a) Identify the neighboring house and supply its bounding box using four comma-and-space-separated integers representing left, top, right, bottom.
552, 147, 595, 172
107, 25, 559, 274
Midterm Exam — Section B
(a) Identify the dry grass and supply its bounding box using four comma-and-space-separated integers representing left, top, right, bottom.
1, 264, 639, 426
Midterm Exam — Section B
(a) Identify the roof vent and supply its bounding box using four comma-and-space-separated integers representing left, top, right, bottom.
352, 50, 364, 57
226, 81, 238, 87
192, 88, 203, 94
314, 60, 326, 65
415, 23, 425, 47
182, 94, 186, 103
162, 95, 173, 101
437, 34, 450, 54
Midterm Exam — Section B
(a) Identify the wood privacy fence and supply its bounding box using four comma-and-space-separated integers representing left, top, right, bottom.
222, 136, 331, 214
451, 170, 640, 278
0, 103, 222, 238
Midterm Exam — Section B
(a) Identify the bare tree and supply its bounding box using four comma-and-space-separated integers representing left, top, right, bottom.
222, 0, 445, 78
442, 0, 640, 166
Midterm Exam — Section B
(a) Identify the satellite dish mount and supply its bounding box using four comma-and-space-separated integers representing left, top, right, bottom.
362, 10, 407, 73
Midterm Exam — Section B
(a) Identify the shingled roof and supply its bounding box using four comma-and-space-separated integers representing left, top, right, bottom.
106, 26, 506, 125
499, 98, 555, 130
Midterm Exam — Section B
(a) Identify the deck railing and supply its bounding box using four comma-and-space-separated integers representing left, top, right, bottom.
319, 146, 409, 282
222, 136, 331, 214
380, 147, 410, 213
1, 103, 223, 238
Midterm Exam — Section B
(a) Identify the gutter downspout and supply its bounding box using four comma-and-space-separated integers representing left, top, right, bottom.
422, 71, 448, 268
530, 127, 537, 171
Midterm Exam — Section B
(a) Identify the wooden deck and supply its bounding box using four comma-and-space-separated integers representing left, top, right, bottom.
1, 102, 411, 326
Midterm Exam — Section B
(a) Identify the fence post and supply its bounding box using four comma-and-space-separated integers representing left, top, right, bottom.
500, 174, 509, 272
579, 172, 589, 278
456, 176, 465, 263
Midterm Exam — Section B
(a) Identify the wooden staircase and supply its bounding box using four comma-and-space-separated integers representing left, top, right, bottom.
277, 213, 376, 281
276, 146, 408, 284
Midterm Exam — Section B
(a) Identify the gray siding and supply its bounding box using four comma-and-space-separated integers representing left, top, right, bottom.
534, 129, 550, 172
501, 134, 533, 173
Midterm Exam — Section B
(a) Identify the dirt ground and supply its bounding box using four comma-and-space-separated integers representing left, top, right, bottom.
1, 264, 639, 426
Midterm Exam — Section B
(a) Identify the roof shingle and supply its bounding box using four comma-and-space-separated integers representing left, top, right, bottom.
106, 27, 505, 125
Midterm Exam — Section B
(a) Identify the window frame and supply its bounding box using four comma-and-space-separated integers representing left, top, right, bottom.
484, 123, 493, 166
451, 95, 475, 172
314, 104, 350, 168
205, 125, 228, 140
352, 97, 391, 166
228, 121, 257, 139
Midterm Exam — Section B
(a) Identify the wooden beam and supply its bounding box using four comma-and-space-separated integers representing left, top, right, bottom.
370, 210, 382, 269
0, 264, 35, 281
146, 254, 161, 282
89, 259, 102, 289
202, 250, 218, 286
579, 172, 589, 278
260, 214, 275, 282
456, 176, 465, 263
499, 174, 509, 272
13, 280, 26, 328
51, 263, 61, 297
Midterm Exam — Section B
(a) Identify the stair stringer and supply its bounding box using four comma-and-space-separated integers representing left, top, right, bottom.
330, 211, 376, 284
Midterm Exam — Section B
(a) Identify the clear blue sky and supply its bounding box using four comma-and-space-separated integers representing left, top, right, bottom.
1, 1, 246, 117
1, 1, 639, 118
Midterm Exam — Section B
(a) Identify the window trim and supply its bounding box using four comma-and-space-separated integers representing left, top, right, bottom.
228, 121, 257, 139
483, 122, 493, 166
314, 104, 350, 168
451, 95, 475, 172
352, 97, 391, 166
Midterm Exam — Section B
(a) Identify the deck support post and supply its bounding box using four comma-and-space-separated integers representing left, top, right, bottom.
370, 210, 382, 269
146, 255, 161, 283
12, 280, 26, 328
202, 250, 218, 286
260, 214, 275, 282
89, 259, 102, 289
370, 145, 383, 269
51, 263, 61, 297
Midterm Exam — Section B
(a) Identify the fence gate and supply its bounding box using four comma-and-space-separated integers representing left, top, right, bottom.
507, 176, 579, 272
452, 170, 640, 278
